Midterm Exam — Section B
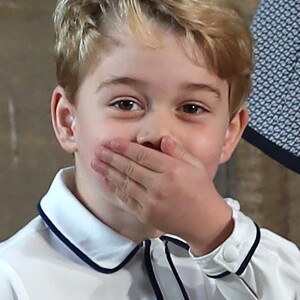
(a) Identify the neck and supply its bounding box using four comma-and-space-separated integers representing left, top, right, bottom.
96, 205, 163, 244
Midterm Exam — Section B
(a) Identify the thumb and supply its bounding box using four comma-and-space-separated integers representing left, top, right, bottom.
160, 136, 203, 169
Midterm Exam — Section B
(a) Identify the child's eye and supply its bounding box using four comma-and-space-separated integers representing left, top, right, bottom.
110, 99, 143, 111
179, 103, 206, 115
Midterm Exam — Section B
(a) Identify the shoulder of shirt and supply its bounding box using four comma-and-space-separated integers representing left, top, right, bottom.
0, 216, 48, 258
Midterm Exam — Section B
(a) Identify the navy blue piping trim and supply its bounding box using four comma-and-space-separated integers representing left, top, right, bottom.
236, 222, 261, 275
207, 222, 261, 279
161, 236, 231, 279
144, 240, 164, 300
37, 202, 141, 274
160, 236, 189, 251
165, 242, 190, 300
243, 126, 300, 174
207, 271, 231, 279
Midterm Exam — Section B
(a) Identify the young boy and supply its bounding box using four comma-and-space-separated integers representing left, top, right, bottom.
1, 0, 299, 299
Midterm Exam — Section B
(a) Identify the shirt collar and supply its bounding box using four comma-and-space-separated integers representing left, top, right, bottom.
38, 167, 140, 272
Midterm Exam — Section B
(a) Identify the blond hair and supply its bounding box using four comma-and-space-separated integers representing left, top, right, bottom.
54, 0, 253, 117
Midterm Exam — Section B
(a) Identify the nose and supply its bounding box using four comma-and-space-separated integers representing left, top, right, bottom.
137, 135, 163, 151
135, 114, 175, 151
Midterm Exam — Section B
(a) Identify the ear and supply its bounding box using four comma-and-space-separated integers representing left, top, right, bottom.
219, 106, 249, 164
51, 86, 77, 153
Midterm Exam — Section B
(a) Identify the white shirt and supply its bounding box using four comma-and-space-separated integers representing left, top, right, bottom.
0, 167, 299, 299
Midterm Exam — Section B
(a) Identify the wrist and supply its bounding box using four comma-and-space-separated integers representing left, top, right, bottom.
188, 201, 234, 256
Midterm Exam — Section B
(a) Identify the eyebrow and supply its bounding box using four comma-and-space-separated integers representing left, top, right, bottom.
180, 82, 221, 99
97, 76, 221, 99
97, 76, 145, 92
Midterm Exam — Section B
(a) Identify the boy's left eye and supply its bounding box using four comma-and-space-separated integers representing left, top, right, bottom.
179, 103, 206, 115
110, 99, 142, 111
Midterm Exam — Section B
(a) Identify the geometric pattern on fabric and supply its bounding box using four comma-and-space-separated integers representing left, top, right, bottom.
243, 0, 300, 173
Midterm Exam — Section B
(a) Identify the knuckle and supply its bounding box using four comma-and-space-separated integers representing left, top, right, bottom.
120, 176, 130, 193
177, 147, 186, 158
116, 185, 130, 203
120, 192, 130, 203
103, 150, 113, 164
168, 165, 181, 181
125, 161, 135, 177
136, 149, 148, 164
157, 187, 170, 200
151, 177, 170, 199
154, 182, 167, 198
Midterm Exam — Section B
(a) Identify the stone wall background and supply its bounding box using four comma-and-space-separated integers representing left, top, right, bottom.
1, 0, 299, 246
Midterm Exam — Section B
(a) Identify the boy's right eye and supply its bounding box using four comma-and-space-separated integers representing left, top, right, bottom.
110, 99, 143, 111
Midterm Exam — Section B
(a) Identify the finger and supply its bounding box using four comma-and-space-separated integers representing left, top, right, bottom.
107, 169, 146, 215
91, 156, 147, 202
160, 136, 204, 170
94, 146, 155, 185
114, 186, 144, 215
107, 138, 170, 173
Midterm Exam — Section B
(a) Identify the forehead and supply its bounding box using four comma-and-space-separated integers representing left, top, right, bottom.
82, 25, 228, 100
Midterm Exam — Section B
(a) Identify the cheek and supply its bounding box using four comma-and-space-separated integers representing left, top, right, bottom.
76, 119, 137, 162
192, 146, 222, 179
94, 122, 138, 147
184, 129, 227, 179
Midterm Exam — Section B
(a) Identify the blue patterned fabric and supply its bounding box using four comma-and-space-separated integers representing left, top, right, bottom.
243, 0, 300, 173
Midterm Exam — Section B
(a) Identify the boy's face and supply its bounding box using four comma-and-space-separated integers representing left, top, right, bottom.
53, 27, 247, 203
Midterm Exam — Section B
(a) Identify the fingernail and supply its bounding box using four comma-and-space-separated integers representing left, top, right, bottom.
96, 147, 111, 162
91, 159, 105, 173
110, 140, 119, 150
166, 136, 175, 148
109, 141, 117, 149
95, 146, 105, 157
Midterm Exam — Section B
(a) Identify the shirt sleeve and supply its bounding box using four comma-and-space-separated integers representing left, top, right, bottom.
190, 198, 300, 300
0, 260, 28, 300
0, 271, 16, 299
